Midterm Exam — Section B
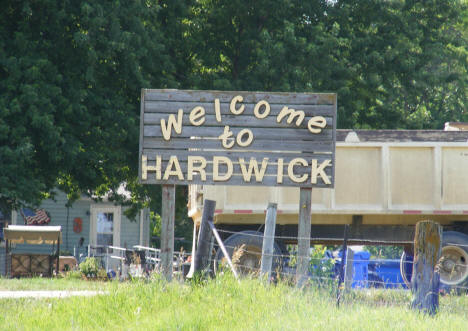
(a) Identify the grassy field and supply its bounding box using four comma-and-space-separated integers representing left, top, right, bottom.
0, 275, 467, 330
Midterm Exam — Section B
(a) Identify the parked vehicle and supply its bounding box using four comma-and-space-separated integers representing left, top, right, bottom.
188, 129, 468, 288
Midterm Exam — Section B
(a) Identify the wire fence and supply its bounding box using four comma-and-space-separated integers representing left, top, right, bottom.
84, 244, 190, 280
197, 228, 468, 293
75, 227, 468, 293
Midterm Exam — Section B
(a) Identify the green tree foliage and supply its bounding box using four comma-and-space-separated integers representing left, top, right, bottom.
190, 0, 467, 129
0, 0, 183, 212
364, 245, 403, 259
1, 1, 467, 243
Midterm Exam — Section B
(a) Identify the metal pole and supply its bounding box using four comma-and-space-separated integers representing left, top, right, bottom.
106, 246, 109, 272
208, 221, 239, 280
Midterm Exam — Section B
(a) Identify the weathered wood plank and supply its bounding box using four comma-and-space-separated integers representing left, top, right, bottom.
141, 173, 333, 187
296, 188, 312, 287
143, 150, 332, 162
144, 89, 336, 105
144, 113, 333, 129
142, 138, 334, 153
144, 101, 336, 116
143, 126, 333, 141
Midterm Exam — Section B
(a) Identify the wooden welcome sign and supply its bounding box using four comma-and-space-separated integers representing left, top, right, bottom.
139, 89, 336, 187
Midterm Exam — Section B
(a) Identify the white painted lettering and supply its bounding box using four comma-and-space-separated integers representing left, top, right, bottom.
141, 155, 161, 180
236, 129, 254, 147
277, 158, 284, 184
218, 126, 235, 149
253, 100, 270, 119
311, 159, 331, 184
230, 95, 245, 115
187, 156, 207, 181
307, 116, 327, 134
213, 156, 233, 181
189, 106, 206, 126
277, 107, 305, 126
163, 156, 184, 180
288, 158, 308, 183
214, 98, 222, 122
239, 157, 269, 182
160, 109, 183, 141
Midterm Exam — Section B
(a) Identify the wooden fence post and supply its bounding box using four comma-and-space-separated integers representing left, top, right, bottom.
344, 247, 354, 290
261, 203, 278, 281
194, 199, 216, 273
336, 224, 349, 307
296, 188, 311, 287
161, 185, 176, 281
411, 220, 442, 315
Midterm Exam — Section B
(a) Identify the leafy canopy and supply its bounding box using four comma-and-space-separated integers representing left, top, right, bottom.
1, 1, 467, 226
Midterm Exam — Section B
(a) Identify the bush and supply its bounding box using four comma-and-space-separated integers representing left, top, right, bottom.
79, 257, 101, 278
64, 269, 82, 280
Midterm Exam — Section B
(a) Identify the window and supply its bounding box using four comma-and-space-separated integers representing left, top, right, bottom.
97, 212, 114, 246
90, 206, 121, 250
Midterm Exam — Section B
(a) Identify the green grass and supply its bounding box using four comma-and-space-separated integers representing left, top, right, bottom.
0, 275, 467, 330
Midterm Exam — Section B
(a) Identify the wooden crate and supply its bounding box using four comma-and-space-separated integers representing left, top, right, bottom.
10, 254, 52, 277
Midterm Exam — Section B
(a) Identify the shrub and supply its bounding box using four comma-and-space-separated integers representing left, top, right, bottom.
65, 269, 82, 280
79, 257, 101, 278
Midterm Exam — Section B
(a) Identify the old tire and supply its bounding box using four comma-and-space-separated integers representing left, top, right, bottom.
214, 231, 283, 276
400, 231, 468, 289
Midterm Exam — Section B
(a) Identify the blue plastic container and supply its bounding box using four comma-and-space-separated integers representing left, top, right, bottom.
336, 250, 371, 288
351, 251, 371, 288
369, 259, 407, 288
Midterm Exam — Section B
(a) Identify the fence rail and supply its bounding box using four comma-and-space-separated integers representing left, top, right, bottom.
83, 244, 189, 279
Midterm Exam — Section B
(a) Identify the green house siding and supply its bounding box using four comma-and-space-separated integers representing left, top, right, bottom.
11, 191, 149, 256
120, 207, 140, 249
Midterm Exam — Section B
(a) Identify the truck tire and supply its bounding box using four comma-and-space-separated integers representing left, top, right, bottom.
439, 231, 468, 288
400, 231, 468, 289
400, 251, 413, 288
214, 230, 283, 276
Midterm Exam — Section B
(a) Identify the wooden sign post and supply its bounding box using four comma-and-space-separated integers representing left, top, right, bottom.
139, 89, 337, 281
296, 188, 312, 287
160, 185, 175, 281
